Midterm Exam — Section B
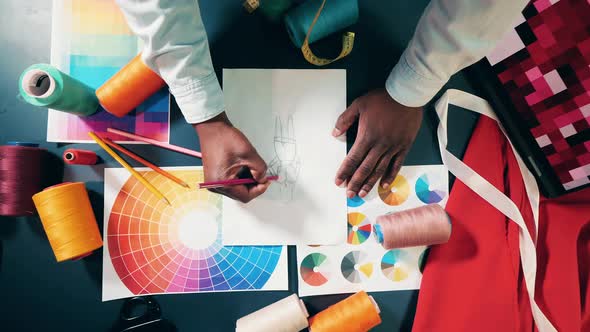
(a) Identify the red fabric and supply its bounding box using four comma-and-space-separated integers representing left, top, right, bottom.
412, 116, 590, 332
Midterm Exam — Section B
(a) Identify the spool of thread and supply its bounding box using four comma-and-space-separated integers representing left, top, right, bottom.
236, 293, 309, 332
63, 149, 98, 165
18, 64, 99, 116
284, 0, 358, 48
32, 182, 103, 262
309, 291, 382, 332
0, 143, 45, 216
244, 0, 294, 22
374, 204, 452, 249
97, 54, 166, 118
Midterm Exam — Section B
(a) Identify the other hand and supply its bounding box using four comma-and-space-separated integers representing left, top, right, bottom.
195, 112, 269, 203
332, 89, 423, 198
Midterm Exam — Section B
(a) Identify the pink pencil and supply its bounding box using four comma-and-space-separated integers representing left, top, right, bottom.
107, 128, 202, 158
199, 175, 279, 189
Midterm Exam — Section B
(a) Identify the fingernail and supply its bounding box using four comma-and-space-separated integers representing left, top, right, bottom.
338, 180, 348, 188
335, 178, 343, 186
346, 190, 355, 198
332, 128, 342, 137
359, 190, 368, 198
382, 183, 390, 189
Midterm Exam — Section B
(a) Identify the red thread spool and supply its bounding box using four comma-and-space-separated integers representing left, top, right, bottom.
0, 143, 45, 216
373, 204, 452, 249
96, 54, 166, 117
63, 149, 98, 165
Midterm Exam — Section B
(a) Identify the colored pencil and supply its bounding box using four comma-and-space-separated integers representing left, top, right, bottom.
107, 128, 202, 158
199, 175, 279, 189
101, 136, 190, 188
88, 132, 171, 205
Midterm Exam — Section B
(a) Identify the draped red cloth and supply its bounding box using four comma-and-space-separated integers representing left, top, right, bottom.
412, 116, 590, 332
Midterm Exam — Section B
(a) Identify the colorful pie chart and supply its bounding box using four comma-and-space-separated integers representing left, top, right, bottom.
347, 212, 372, 245
300, 253, 330, 286
381, 249, 411, 282
415, 173, 446, 204
107, 169, 283, 295
341, 251, 374, 283
378, 174, 410, 206
347, 195, 365, 207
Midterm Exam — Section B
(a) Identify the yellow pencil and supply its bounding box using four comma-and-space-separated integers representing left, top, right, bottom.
88, 132, 170, 205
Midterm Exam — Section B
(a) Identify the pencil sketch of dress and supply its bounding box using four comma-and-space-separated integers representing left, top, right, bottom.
268, 114, 301, 202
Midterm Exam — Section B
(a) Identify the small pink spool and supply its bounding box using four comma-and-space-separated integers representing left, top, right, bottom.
373, 204, 451, 249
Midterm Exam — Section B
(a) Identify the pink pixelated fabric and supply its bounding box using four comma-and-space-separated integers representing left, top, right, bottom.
487, 0, 590, 190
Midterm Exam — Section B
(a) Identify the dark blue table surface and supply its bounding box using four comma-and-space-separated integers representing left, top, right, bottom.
0, 1, 480, 331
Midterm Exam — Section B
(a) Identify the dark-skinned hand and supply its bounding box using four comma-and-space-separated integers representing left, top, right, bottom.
333, 88, 423, 198
195, 112, 269, 203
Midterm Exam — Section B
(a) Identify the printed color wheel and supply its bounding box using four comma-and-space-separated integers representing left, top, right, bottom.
347, 195, 365, 207
300, 253, 330, 286
378, 175, 410, 206
415, 174, 446, 204
341, 251, 374, 283
347, 212, 372, 245
107, 169, 283, 294
381, 250, 411, 282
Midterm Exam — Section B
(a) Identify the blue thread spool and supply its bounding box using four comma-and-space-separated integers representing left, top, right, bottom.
284, 0, 359, 48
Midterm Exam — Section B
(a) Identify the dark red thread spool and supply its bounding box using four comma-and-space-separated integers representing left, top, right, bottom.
63, 149, 98, 165
0, 142, 45, 216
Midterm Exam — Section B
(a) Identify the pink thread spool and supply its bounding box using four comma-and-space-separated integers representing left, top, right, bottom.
0, 142, 45, 216
373, 204, 451, 249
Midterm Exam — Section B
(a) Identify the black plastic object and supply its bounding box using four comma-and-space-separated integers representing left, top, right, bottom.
111, 296, 176, 332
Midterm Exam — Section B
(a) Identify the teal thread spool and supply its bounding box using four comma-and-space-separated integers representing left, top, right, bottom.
284, 0, 358, 48
18, 64, 99, 116
259, 0, 294, 22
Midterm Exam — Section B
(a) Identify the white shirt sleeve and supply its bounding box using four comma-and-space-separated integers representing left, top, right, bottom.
386, 0, 529, 107
116, 0, 224, 123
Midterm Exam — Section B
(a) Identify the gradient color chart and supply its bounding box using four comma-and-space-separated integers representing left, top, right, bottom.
347, 212, 372, 245
300, 253, 331, 287
297, 165, 448, 297
102, 167, 287, 300
49, 0, 170, 143
381, 250, 411, 282
415, 174, 447, 204
378, 174, 410, 206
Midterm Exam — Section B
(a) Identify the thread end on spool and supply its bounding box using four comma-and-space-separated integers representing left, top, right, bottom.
373, 223, 384, 244
64, 152, 75, 161
6, 141, 39, 148
21, 68, 56, 99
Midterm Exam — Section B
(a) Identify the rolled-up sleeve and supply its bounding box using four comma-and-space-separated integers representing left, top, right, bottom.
116, 0, 224, 123
386, 0, 529, 107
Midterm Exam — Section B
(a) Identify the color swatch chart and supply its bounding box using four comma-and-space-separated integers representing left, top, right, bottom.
102, 167, 288, 301
49, 0, 170, 143
297, 165, 448, 297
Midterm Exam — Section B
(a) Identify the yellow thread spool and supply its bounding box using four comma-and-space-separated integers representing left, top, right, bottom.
32, 182, 103, 262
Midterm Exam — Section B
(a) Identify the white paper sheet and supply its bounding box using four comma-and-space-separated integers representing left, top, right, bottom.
222, 69, 347, 245
102, 166, 288, 301
296, 165, 448, 297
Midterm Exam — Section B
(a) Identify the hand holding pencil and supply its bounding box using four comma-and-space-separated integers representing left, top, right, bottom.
195, 113, 271, 203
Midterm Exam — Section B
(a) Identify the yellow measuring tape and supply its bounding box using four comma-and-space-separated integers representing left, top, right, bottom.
243, 0, 259, 13
301, 0, 355, 66
243, 0, 355, 66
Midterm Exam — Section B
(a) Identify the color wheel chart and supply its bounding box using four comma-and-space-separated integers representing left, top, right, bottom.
103, 167, 287, 301
297, 165, 448, 297
49, 0, 170, 143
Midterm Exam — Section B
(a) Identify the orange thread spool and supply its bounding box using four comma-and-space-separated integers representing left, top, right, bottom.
309, 291, 382, 332
63, 149, 98, 165
96, 54, 165, 117
32, 182, 103, 262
